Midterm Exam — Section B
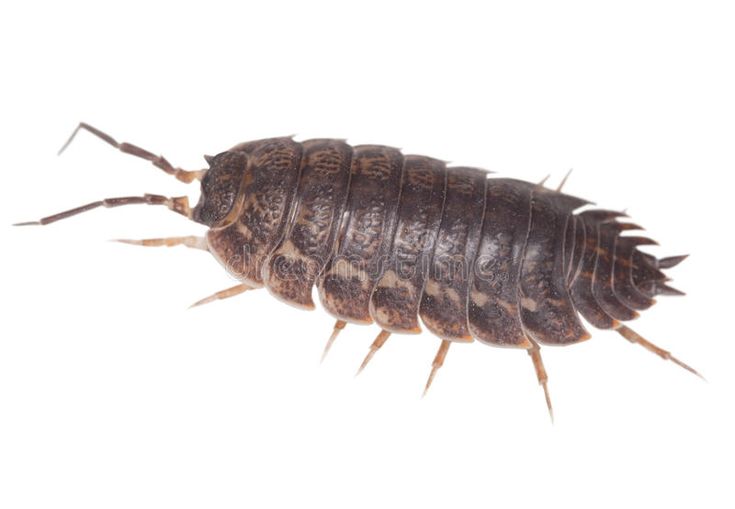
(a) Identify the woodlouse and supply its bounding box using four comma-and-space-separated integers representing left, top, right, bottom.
16, 123, 701, 419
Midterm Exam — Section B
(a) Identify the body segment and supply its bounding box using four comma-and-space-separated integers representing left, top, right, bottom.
369, 155, 447, 334
317, 145, 404, 324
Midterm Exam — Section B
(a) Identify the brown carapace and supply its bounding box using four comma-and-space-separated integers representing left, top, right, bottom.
16, 123, 701, 420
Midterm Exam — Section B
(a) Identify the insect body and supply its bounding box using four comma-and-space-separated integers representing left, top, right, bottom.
17, 124, 700, 419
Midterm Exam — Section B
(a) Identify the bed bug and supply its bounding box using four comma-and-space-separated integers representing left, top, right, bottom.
15, 123, 701, 420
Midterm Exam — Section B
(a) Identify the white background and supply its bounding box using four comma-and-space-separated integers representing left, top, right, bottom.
1, 1, 733, 508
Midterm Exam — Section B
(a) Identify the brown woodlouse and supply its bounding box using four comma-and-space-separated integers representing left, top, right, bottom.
16, 123, 701, 419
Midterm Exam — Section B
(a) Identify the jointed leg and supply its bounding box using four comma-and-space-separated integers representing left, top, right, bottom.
423, 339, 451, 397
189, 283, 252, 308
527, 338, 554, 422
58, 122, 205, 183
115, 236, 208, 251
356, 330, 391, 375
320, 320, 347, 363
556, 169, 573, 192
615, 324, 703, 379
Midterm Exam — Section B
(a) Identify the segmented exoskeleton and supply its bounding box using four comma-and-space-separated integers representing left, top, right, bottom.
16, 124, 700, 419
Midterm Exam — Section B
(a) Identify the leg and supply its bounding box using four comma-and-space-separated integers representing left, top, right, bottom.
320, 320, 347, 363
356, 330, 391, 375
423, 339, 451, 397
115, 236, 208, 251
615, 324, 703, 379
556, 169, 573, 192
58, 122, 205, 184
189, 283, 252, 308
14, 194, 192, 226
527, 338, 554, 422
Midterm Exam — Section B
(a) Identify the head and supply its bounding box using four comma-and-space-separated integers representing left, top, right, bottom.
192, 151, 249, 226
14, 124, 252, 228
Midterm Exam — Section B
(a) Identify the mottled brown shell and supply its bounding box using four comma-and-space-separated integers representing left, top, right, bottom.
194, 137, 684, 348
